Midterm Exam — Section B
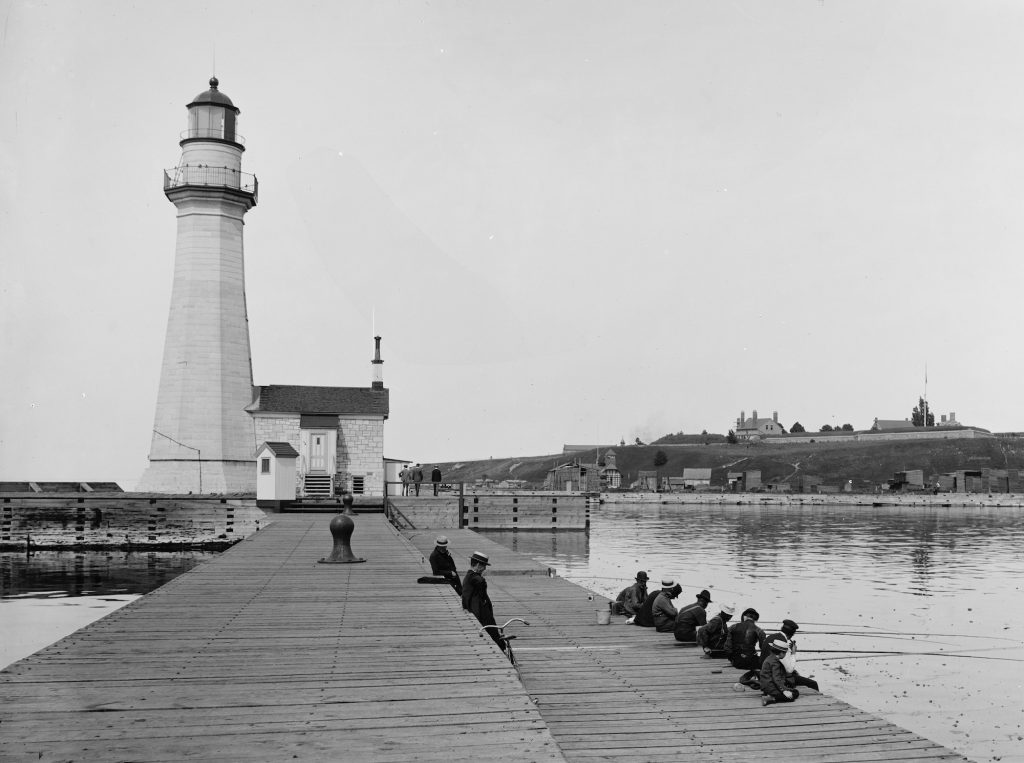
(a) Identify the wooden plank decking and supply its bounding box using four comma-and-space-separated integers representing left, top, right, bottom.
0, 515, 968, 762
403, 529, 970, 763
0, 515, 560, 762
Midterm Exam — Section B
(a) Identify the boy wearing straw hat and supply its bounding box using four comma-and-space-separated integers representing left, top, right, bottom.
760, 635, 799, 705
462, 552, 505, 651
429, 536, 462, 595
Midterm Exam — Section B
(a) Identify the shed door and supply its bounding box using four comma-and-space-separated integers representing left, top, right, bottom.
309, 432, 327, 473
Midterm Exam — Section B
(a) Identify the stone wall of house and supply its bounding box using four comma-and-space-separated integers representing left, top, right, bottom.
251, 414, 385, 496
336, 417, 385, 495
253, 415, 302, 448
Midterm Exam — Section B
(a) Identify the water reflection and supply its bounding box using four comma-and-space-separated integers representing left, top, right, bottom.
477, 503, 1024, 763
0, 550, 213, 670
1, 549, 213, 599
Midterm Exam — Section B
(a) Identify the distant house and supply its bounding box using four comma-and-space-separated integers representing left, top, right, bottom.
635, 470, 659, 491
872, 418, 915, 431
600, 449, 622, 489
727, 470, 762, 491
247, 385, 389, 498
545, 461, 600, 492
735, 410, 785, 440
889, 469, 925, 491
682, 468, 712, 490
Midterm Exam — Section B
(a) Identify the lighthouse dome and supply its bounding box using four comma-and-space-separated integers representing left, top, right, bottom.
188, 77, 238, 111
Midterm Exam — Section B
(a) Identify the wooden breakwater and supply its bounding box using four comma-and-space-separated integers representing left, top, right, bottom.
0, 493, 266, 550
601, 491, 1024, 508
0, 513, 968, 762
387, 489, 590, 530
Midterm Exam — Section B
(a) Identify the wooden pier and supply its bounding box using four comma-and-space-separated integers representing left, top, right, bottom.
0, 514, 967, 762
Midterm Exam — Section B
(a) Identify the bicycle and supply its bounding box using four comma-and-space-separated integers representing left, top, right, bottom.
480, 617, 530, 679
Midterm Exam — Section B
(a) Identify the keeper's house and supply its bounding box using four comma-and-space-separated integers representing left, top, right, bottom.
248, 383, 389, 498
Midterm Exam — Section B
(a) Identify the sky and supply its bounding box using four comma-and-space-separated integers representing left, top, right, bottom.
2, 1, 1023, 489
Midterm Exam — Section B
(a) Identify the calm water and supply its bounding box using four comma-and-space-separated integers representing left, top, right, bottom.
479, 503, 1024, 763
0, 550, 213, 669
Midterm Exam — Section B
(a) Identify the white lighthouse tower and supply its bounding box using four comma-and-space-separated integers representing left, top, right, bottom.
137, 78, 258, 494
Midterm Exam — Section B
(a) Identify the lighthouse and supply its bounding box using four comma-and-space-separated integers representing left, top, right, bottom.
137, 78, 258, 494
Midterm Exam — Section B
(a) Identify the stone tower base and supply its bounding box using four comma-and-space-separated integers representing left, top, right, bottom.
136, 460, 255, 494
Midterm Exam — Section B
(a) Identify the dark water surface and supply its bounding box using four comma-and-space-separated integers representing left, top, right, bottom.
0, 550, 213, 669
478, 503, 1024, 763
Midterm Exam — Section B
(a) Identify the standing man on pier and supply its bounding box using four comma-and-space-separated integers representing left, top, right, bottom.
431, 465, 442, 495
462, 552, 505, 651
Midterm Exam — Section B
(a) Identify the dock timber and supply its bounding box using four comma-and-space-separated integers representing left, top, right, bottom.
0, 514, 968, 762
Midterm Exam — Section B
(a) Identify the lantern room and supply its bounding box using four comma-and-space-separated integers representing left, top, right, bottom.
183, 77, 242, 147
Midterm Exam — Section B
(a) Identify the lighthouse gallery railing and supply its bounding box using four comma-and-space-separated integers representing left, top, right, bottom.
163, 165, 258, 201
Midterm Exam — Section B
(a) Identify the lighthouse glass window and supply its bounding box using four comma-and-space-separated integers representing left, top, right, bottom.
189, 105, 234, 141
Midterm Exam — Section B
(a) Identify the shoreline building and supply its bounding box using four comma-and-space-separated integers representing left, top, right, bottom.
138, 78, 258, 493
735, 410, 784, 441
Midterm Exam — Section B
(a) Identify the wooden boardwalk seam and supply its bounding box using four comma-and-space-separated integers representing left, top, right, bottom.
0, 515, 968, 762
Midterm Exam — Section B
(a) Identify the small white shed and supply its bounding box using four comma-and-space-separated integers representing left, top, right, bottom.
256, 441, 300, 503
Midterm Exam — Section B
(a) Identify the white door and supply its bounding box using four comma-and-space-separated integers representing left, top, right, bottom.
309, 432, 327, 473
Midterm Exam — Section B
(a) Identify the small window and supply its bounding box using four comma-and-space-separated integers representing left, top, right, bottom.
352, 476, 365, 494
261, 458, 270, 474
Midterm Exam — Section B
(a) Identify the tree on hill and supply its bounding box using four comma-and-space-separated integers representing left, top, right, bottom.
653, 450, 668, 467
820, 424, 833, 432
790, 421, 806, 433
727, 429, 738, 444
912, 397, 935, 427
841, 423, 854, 431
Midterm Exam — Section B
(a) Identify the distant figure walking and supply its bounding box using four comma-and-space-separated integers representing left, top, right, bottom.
399, 466, 410, 496
431, 465, 442, 496
413, 464, 424, 496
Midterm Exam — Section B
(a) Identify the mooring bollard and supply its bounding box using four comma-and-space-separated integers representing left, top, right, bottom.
317, 513, 366, 564
341, 492, 355, 516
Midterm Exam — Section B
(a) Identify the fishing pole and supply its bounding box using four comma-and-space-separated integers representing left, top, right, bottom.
809, 630, 1022, 642
799, 647, 1024, 663
802, 651, 1024, 664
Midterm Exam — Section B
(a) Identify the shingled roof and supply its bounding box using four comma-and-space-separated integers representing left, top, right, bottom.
248, 385, 389, 418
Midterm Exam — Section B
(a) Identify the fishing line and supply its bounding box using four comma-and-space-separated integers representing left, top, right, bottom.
799, 646, 1024, 663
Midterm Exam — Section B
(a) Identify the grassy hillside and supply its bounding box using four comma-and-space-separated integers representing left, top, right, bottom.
430, 437, 1024, 490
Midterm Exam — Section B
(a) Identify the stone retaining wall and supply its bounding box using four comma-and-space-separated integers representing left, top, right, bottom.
0, 494, 267, 549
387, 491, 589, 529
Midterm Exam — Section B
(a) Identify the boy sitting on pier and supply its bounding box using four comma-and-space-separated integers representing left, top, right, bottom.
759, 635, 799, 706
